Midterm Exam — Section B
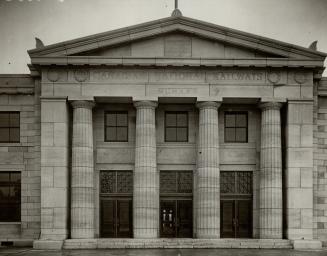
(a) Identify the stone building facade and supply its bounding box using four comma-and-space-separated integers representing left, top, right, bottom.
0, 12, 327, 250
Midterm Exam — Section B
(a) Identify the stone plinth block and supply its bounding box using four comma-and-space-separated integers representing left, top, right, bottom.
293, 240, 322, 250
196, 101, 221, 238
133, 101, 159, 238
71, 100, 95, 239
259, 102, 283, 239
33, 240, 64, 250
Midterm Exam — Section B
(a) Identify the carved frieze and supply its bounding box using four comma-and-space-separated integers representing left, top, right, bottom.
294, 72, 307, 84
92, 70, 147, 82
267, 71, 281, 84
74, 69, 90, 82
88, 69, 267, 84
45, 69, 67, 82
206, 70, 265, 83
42, 68, 312, 94
47, 70, 60, 82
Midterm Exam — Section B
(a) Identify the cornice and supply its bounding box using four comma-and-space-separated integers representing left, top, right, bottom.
29, 56, 325, 69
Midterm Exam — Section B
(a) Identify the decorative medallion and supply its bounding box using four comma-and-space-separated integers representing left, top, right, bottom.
294, 72, 307, 84
47, 70, 59, 82
74, 69, 89, 82
267, 71, 281, 84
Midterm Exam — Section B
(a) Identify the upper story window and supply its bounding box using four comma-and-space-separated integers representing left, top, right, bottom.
105, 111, 128, 142
165, 111, 188, 142
224, 112, 248, 143
0, 112, 20, 143
0, 172, 21, 222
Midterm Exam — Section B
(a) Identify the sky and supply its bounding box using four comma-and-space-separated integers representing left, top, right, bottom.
0, 0, 327, 75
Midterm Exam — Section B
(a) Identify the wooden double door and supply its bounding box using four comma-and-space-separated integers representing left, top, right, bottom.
160, 199, 193, 238
220, 199, 252, 238
100, 198, 132, 238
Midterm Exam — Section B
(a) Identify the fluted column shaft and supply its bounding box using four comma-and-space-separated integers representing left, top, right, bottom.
133, 101, 158, 238
259, 102, 283, 239
196, 101, 221, 238
71, 100, 95, 239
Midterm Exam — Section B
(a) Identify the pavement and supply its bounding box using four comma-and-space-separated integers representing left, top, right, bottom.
1, 248, 327, 256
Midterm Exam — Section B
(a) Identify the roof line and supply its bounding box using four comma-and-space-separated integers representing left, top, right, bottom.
28, 15, 327, 59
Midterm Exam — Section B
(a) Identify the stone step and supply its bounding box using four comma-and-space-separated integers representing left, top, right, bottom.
63, 238, 293, 249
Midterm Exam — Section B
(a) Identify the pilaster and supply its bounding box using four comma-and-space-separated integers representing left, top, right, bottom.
39, 97, 70, 240
286, 100, 318, 246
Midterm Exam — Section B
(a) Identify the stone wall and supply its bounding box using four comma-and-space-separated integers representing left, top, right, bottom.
314, 77, 327, 245
0, 75, 40, 241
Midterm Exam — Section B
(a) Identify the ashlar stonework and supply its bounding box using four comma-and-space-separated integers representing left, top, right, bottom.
0, 13, 327, 250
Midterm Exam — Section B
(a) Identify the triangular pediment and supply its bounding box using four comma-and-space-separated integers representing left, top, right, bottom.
28, 15, 326, 60
73, 32, 281, 59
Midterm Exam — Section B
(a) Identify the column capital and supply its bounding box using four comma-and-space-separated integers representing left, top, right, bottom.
196, 101, 221, 110
134, 100, 158, 109
71, 100, 95, 110
259, 101, 283, 111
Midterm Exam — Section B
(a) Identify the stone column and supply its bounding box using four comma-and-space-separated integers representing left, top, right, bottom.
259, 102, 283, 239
71, 100, 95, 239
196, 101, 221, 239
133, 101, 159, 238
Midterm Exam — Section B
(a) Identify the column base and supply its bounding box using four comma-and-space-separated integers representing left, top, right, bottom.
293, 240, 322, 250
33, 240, 64, 250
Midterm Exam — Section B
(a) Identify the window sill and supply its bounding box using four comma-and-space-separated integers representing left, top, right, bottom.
0, 222, 21, 225
158, 142, 196, 147
0, 143, 22, 147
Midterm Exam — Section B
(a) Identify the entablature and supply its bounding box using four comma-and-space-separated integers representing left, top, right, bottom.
39, 66, 315, 101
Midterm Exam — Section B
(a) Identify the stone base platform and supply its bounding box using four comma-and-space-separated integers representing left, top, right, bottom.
293, 240, 322, 250
63, 239, 293, 249
33, 240, 64, 250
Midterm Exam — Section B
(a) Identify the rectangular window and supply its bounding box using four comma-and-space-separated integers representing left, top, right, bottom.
165, 111, 188, 142
0, 172, 21, 222
0, 112, 20, 143
224, 112, 248, 143
105, 111, 128, 142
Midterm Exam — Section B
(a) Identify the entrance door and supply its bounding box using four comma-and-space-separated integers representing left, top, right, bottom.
160, 200, 193, 238
101, 200, 115, 238
221, 200, 252, 238
100, 199, 132, 238
161, 201, 175, 237
177, 200, 193, 237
